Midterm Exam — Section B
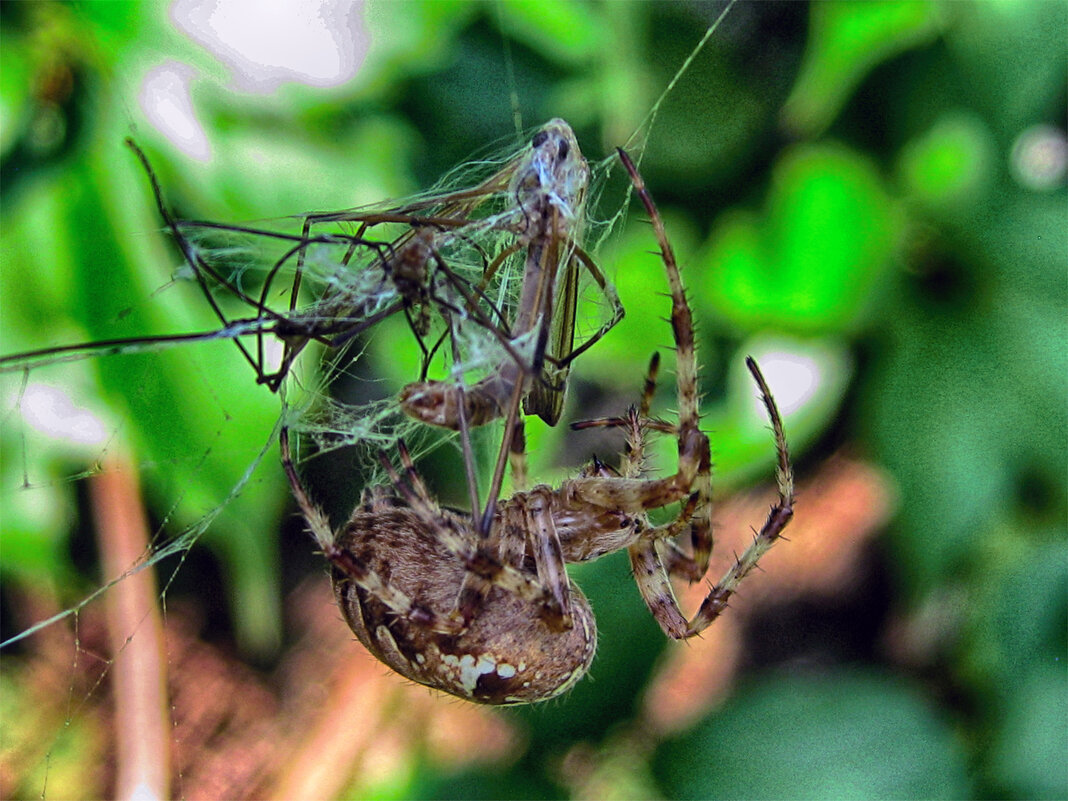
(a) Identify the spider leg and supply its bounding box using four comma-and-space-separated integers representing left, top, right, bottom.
523, 487, 574, 629
566, 152, 791, 638
508, 416, 529, 492
628, 540, 691, 639
453, 485, 575, 632
378, 443, 567, 625
573, 353, 708, 583
644, 357, 794, 639
561, 150, 711, 530
279, 425, 462, 634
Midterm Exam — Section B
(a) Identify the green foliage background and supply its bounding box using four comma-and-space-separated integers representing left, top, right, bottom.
1, 1, 1065, 799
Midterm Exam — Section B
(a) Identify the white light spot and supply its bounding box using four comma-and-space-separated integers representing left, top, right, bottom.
750, 351, 821, 417
497, 663, 516, 679
138, 62, 211, 162
170, 0, 370, 94
128, 782, 162, 801
261, 336, 285, 376
20, 384, 109, 446
1010, 125, 1067, 191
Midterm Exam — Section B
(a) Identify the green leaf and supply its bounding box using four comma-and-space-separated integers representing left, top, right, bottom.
988, 665, 1068, 800
898, 111, 997, 211
783, 0, 944, 136
698, 143, 899, 335
653, 671, 971, 800
499, 0, 605, 65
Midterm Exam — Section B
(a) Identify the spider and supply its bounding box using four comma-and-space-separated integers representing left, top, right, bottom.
280, 148, 794, 704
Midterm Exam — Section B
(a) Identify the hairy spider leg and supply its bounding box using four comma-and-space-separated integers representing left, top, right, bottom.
281, 415, 565, 628
611, 150, 793, 639
679, 357, 794, 636
278, 425, 463, 635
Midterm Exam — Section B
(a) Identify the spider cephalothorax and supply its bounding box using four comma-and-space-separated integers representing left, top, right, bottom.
282, 148, 794, 704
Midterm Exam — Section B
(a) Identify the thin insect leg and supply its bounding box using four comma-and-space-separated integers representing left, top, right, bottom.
398, 246, 550, 429
410, 207, 559, 435
479, 241, 525, 295
446, 311, 482, 518
140, 185, 373, 390
125, 138, 267, 382
264, 228, 430, 389
276, 217, 395, 318
444, 230, 521, 333
429, 253, 536, 365
404, 305, 432, 370
478, 372, 527, 536
257, 236, 350, 381
127, 169, 297, 323
294, 210, 476, 231
264, 232, 397, 388
527, 243, 626, 424
173, 220, 395, 361
429, 278, 530, 376
129, 146, 392, 388
0, 320, 274, 373
318, 298, 406, 349
551, 247, 625, 368
263, 288, 410, 391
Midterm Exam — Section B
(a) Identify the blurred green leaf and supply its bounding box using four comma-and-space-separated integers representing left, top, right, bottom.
898, 111, 996, 211
699, 143, 899, 335
0, 30, 32, 158
499, 0, 605, 65
864, 187, 1067, 597
988, 665, 1068, 800
946, 0, 1068, 136
783, 0, 944, 136
653, 671, 971, 800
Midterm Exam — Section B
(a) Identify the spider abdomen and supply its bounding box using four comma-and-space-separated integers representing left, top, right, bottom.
332, 507, 597, 705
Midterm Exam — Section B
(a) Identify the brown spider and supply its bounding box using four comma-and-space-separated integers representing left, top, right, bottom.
280, 149, 794, 704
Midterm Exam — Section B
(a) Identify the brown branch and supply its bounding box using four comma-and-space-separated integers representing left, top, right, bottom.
91, 450, 170, 801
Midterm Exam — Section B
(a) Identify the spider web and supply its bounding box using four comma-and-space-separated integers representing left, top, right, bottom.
0, 2, 738, 797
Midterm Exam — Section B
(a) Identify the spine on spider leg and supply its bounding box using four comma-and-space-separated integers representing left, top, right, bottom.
746, 356, 795, 506
278, 425, 335, 554
615, 150, 698, 437
684, 358, 795, 637
617, 148, 714, 574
